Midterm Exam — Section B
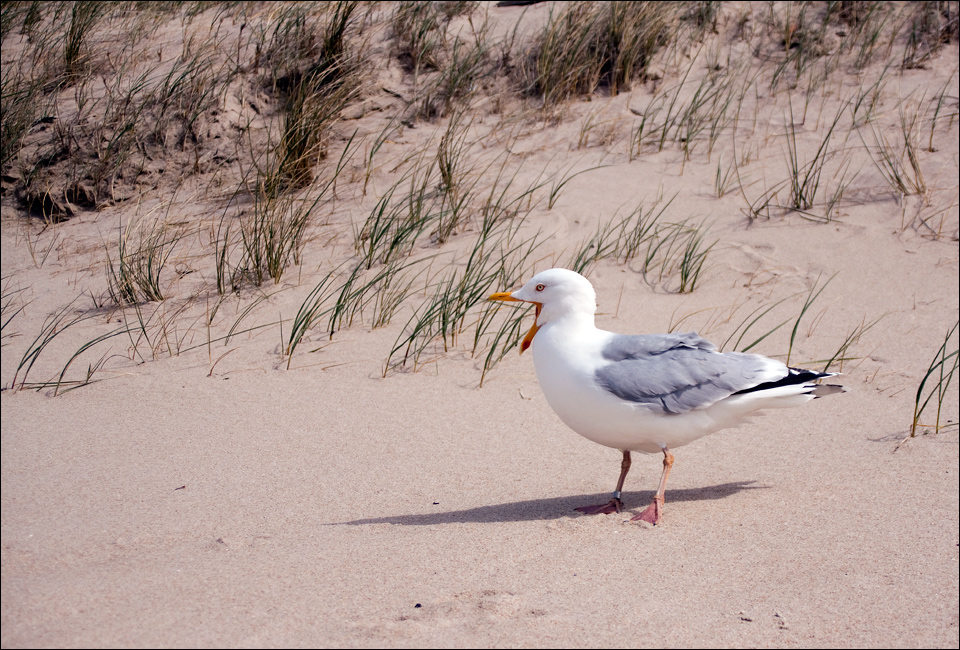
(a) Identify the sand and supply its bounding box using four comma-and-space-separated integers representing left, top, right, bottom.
2, 2, 958, 647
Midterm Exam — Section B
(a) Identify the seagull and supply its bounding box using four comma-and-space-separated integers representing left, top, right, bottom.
489, 268, 846, 525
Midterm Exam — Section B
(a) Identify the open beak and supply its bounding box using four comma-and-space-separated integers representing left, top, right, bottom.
488, 292, 542, 355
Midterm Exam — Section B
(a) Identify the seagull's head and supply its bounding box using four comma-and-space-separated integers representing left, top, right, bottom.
488, 268, 597, 354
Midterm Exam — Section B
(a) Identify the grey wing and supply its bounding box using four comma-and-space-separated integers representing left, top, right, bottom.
600, 331, 718, 361
595, 334, 784, 415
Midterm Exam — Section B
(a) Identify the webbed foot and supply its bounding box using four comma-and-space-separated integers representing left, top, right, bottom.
575, 498, 623, 515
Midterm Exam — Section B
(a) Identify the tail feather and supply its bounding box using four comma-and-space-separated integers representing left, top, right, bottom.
735, 367, 846, 397
811, 383, 848, 398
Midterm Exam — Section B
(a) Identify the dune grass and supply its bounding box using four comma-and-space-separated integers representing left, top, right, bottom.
1, 1, 956, 398
858, 97, 931, 200
783, 100, 844, 214
910, 321, 959, 437
285, 269, 337, 368
64, 1, 105, 79
9, 300, 84, 390
383, 219, 543, 376
562, 191, 714, 293
818, 314, 884, 373
707, 273, 836, 361
105, 209, 185, 305
391, 0, 445, 81
524, 1, 676, 110
260, 3, 362, 195
1, 280, 28, 347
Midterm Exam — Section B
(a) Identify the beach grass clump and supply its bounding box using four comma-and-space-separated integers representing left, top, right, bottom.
49, 322, 134, 396
902, 1, 959, 69
105, 213, 184, 305
389, 1, 498, 121
0, 31, 59, 171
235, 191, 316, 287
384, 218, 542, 376
1, 280, 28, 346
763, 1, 834, 91
392, 0, 446, 79
354, 148, 440, 269
524, 1, 676, 109
0, 2, 36, 40
568, 216, 626, 276
636, 220, 716, 292
0, 76, 40, 172
682, 1, 721, 35
472, 298, 535, 387
784, 272, 835, 366
711, 274, 835, 357
563, 194, 713, 293
858, 100, 930, 200
63, 0, 106, 80
849, 68, 889, 127
712, 274, 878, 373
285, 269, 337, 367
260, 1, 363, 195
148, 49, 223, 149
819, 314, 884, 373
433, 110, 483, 241
783, 101, 851, 218
836, 2, 898, 71
3, 3, 244, 220
713, 156, 738, 198
219, 132, 356, 291
676, 224, 715, 294
285, 256, 427, 368
356, 127, 544, 277
9, 299, 88, 391
910, 321, 959, 437
326, 260, 389, 339
717, 296, 794, 354
220, 184, 309, 291
415, 16, 492, 120
355, 186, 413, 270
628, 54, 753, 162
615, 195, 676, 264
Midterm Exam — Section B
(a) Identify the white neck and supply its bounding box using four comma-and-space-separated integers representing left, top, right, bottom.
538, 297, 597, 330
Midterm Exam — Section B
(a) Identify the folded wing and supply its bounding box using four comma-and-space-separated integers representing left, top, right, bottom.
595, 332, 788, 415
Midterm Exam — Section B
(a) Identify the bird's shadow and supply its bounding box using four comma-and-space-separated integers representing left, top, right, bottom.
331, 481, 765, 527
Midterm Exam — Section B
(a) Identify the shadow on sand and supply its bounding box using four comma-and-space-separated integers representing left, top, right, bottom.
332, 480, 766, 526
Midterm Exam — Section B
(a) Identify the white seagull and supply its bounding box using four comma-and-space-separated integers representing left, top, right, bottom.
489, 268, 846, 525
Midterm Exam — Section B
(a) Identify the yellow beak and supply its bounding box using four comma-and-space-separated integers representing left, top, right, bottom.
488, 291, 542, 355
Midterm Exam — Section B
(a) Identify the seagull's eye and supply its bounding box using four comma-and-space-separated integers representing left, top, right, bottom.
535, 283, 546, 292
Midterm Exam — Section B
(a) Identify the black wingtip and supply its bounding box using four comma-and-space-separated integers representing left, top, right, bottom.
735, 367, 845, 396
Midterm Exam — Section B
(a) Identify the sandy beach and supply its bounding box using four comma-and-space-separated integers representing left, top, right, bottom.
2, 2, 958, 647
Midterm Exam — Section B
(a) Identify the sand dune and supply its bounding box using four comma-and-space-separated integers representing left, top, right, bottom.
2, 2, 958, 647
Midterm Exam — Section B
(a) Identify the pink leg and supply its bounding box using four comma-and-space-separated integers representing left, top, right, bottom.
576, 450, 631, 515
631, 447, 674, 525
